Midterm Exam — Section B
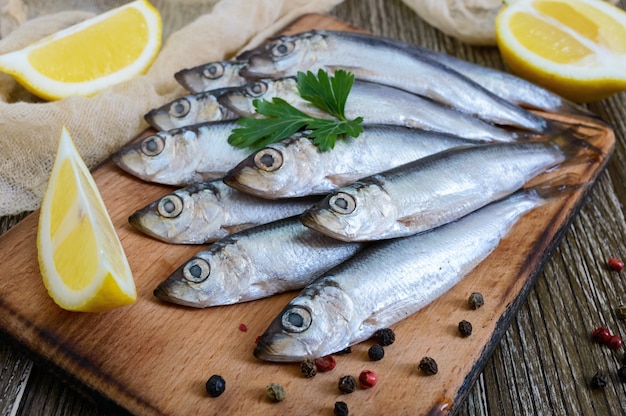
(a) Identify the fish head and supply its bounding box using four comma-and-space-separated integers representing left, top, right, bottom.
128, 183, 226, 244
240, 32, 327, 79
112, 129, 201, 185
300, 181, 395, 241
144, 94, 202, 130
254, 281, 354, 362
174, 60, 248, 93
218, 78, 300, 117
154, 246, 252, 307
223, 136, 319, 198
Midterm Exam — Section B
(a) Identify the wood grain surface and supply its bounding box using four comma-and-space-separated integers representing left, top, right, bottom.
1, 1, 626, 416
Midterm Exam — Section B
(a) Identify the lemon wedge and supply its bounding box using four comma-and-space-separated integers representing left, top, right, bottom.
37, 127, 136, 312
0, 0, 161, 101
495, 0, 626, 102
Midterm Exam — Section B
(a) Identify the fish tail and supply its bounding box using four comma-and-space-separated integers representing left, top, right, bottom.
525, 173, 585, 202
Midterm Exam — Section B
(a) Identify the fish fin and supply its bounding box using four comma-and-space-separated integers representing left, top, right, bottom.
524, 173, 585, 202
222, 223, 256, 235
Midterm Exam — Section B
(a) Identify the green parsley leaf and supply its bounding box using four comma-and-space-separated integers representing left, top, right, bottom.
227, 69, 363, 151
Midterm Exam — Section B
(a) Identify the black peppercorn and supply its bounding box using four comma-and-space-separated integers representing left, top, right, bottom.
338, 375, 357, 394
468, 292, 484, 310
458, 320, 473, 337
205, 374, 226, 397
301, 358, 317, 378
334, 401, 349, 416
418, 356, 438, 375
375, 328, 395, 346
266, 383, 286, 402
368, 344, 385, 361
590, 371, 608, 389
618, 366, 626, 382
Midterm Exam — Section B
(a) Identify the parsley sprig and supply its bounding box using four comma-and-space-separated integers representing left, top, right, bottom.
227, 69, 363, 152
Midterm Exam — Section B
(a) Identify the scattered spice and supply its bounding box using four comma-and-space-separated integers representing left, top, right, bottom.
608, 257, 624, 272
617, 366, 626, 382
418, 356, 438, 375
334, 401, 349, 416
358, 370, 378, 389
590, 371, 608, 389
608, 335, 623, 351
301, 359, 317, 378
591, 327, 612, 344
338, 375, 357, 394
254, 335, 261, 343
205, 374, 226, 398
368, 344, 385, 361
616, 304, 626, 320
314, 355, 337, 372
374, 328, 396, 346
468, 292, 484, 310
266, 383, 286, 402
238, 323, 248, 332
458, 320, 473, 337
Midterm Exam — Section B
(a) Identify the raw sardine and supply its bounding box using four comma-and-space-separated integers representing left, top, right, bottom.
112, 121, 252, 186
219, 78, 522, 142
129, 180, 318, 244
301, 138, 583, 241
239, 30, 549, 132
144, 88, 239, 131
254, 184, 570, 361
153, 217, 365, 307
174, 60, 248, 93
223, 125, 475, 199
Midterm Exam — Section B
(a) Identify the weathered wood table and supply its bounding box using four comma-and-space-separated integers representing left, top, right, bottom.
1, 0, 626, 414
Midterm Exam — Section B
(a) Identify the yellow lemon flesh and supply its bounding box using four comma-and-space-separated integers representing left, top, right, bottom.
0, 0, 161, 100
37, 127, 136, 312
495, 0, 626, 102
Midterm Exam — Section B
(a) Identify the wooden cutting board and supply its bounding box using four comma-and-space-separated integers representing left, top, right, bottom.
0, 14, 615, 416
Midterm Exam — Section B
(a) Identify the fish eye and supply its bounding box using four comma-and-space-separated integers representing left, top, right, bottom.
157, 194, 184, 218
271, 41, 295, 58
183, 258, 210, 283
280, 306, 312, 333
253, 148, 283, 172
245, 81, 268, 97
202, 62, 224, 80
329, 192, 356, 215
140, 135, 165, 156
169, 98, 191, 118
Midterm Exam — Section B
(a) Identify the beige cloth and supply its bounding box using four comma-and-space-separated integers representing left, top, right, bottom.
0, 0, 342, 216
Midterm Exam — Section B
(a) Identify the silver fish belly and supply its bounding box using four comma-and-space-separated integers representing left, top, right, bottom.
223, 125, 476, 199
219, 78, 521, 142
112, 121, 252, 186
254, 189, 549, 361
153, 216, 365, 308
174, 60, 248, 93
301, 141, 569, 242
129, 180, 319, 244
239, 30, 549, 133
144, 88, 239, 131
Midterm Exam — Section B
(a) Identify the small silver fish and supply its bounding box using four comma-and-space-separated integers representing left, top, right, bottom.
153, 216, 365, 307
301, 139, 579, 242
254, 185, 563, 361
112, 121, 251, 186
219, 77, 521, 142
239, 30, 549, 133
174, 60, 248, 93
144, 88, 239, 131
129, 180, 319, 244
223, 125, 475, 199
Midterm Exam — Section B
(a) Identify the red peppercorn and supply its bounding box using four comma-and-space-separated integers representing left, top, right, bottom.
608, 335, 623, 350
358, 370, 377, 389
314, 355, 336, 372
608, 257, 624, 272
592, 327, 612, 344
238, 323, 248, 332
